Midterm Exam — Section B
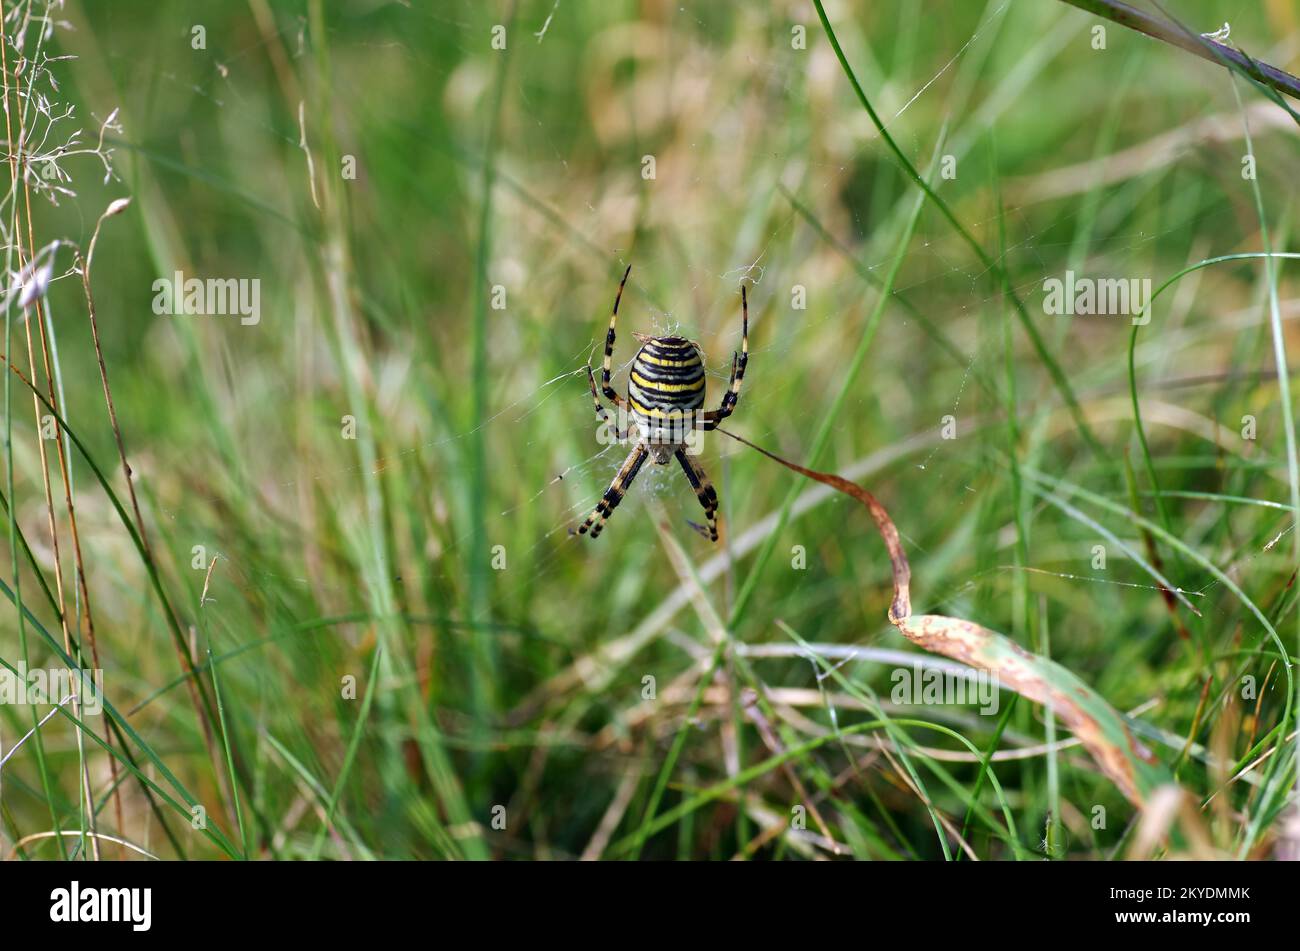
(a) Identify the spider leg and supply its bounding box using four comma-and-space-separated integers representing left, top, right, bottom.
575, 444, 648, 539
586, 365, 630, 440
675, 447, 719, 542
701, 284, 748, 432
600, 265, 633, 410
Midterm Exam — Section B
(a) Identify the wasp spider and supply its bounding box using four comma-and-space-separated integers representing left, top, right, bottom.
576, 266, 748, 541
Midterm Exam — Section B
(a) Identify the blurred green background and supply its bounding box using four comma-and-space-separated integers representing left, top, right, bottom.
1, 0, 1298, 859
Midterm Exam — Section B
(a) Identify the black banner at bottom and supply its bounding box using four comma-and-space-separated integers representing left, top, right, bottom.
0, 858, 1282, 938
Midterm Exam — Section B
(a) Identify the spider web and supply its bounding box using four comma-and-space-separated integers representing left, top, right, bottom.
112, 0, 1294, 652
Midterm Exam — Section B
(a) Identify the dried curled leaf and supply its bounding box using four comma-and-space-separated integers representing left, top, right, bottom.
720, 428, 1177, 806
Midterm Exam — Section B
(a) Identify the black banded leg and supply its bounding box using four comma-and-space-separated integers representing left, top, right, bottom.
601, 265, 633, 409
675, 448, 719, 542
586, 365, 629, 440
702, 284, 748, 431
576, 444, 648, 538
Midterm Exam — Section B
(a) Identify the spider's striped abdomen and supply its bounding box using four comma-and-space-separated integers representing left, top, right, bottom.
577, 268, 746, 540
628, 336, 706, 420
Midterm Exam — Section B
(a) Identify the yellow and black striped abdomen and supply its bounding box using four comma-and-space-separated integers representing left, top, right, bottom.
627, 336, 706, 420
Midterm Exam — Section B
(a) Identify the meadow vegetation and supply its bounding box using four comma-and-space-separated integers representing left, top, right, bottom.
0, 0, 1298, 860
